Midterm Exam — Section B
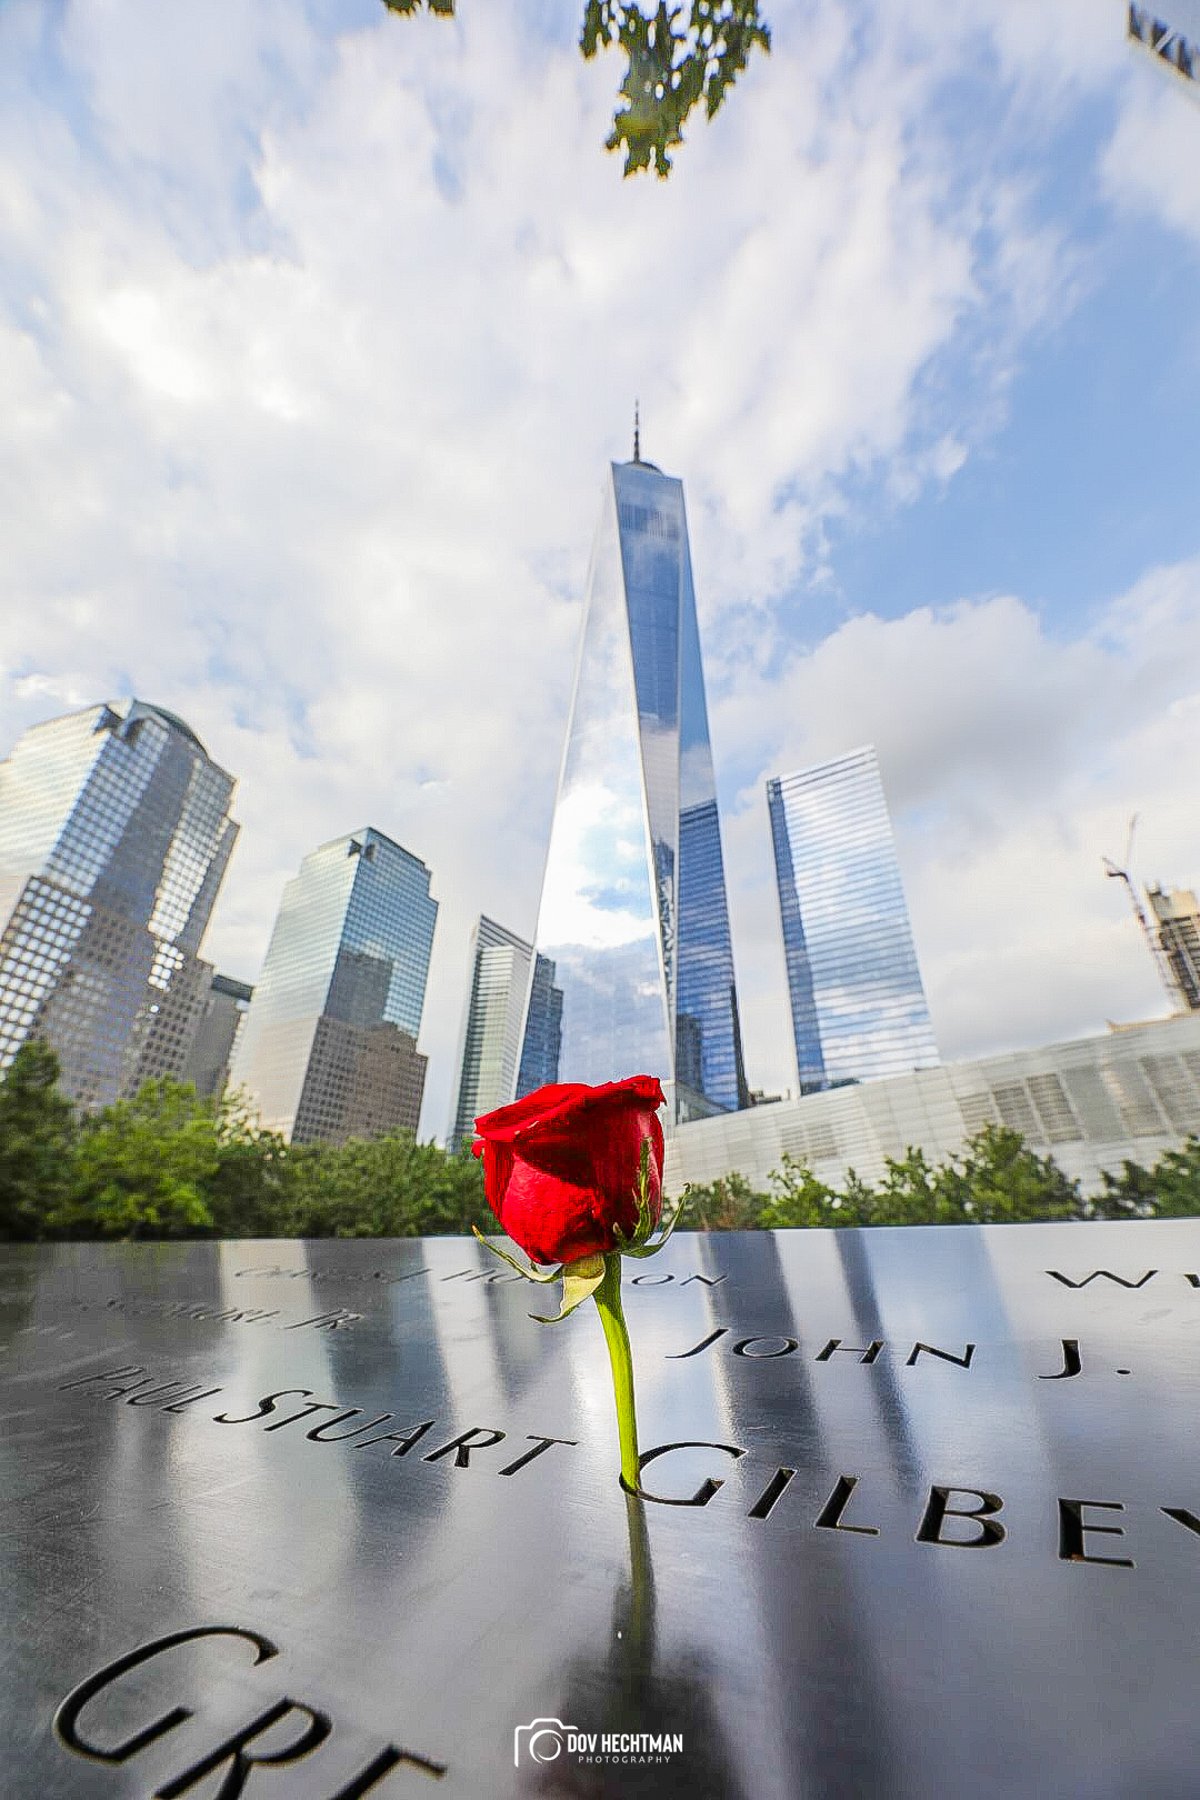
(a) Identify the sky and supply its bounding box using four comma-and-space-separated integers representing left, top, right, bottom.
1, 0, 1199, 1139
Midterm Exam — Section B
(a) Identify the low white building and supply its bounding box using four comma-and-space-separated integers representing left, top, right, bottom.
664, 1013, 1200, 1196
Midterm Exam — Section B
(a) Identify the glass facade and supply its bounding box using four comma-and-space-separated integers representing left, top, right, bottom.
448, 917, 564, 1150
516, 952, 563, 1099
767, 746, 939, 1091
0, 701, 238, 1107
525, 457, 747, 1123
450, 917, 530, 1151
229, 828, 437, 1143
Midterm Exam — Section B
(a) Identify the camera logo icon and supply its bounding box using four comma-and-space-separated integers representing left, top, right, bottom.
514, 1718, 577, 1767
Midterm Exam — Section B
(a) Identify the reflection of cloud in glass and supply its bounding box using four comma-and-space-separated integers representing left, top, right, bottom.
539, 781, 657, 952
526, 460, 747, 1116
768, 746, 938, 1089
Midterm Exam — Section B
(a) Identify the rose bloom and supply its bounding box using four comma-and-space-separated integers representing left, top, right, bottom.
473, 1076, 666, 1266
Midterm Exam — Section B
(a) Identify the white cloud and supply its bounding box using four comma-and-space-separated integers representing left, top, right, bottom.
1101, 56, 1200, 246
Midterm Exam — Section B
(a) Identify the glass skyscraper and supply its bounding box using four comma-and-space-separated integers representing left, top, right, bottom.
228, 827, 437, 1143
525, 450, 748, 1123
449, 916, 562, 1150
516, 947, 564, 1098
767, 745, 938, 1092
0, 700, 239, 1107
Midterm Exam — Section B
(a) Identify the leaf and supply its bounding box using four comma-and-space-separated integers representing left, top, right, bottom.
384, 1, 770, 180
583, 0, 772, 178
531, 1253, 606, 1323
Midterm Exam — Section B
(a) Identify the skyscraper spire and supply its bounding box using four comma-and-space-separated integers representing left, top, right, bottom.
633, 401, 641, 463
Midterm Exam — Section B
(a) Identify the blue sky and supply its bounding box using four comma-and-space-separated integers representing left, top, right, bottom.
823, 203, 1200, 637
1, 0, 1198, 1135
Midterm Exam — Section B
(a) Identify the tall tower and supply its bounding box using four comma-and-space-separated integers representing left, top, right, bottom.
448, 917, 562, 1150
525, 449, 747, 1123
0, 701, 238, 1107
229, 828, 437, 1143
767, 745, 938, 1091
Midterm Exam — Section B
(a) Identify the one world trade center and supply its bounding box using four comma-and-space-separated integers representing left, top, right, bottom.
522, 436, 749, 1124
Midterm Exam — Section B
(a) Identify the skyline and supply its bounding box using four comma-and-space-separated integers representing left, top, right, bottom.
1, 1, 1199, 1139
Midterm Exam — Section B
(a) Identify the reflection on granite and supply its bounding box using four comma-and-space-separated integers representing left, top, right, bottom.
3, 1222, 1200, 1798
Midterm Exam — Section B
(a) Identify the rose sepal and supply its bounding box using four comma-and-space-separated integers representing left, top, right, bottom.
470, 1224, 561, 1283
530, 1253, 607, 1324
614, 1187, 688, 1258
610, 1142, 686, 1259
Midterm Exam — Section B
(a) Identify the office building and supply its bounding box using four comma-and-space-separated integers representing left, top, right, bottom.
449, 917, 563, 1150
229, 828, 436, 1143
665, 1013, 1200, 1199
0, 700, 238, 1107
516, 947, 564, 1099
767, 745, 938, 1092
181, 973, 253, 1099
524, 443, 748, 1124
1148, 886, 1200, 1012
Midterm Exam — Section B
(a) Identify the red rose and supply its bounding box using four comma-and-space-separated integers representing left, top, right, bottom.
473, 1076, 666, 1266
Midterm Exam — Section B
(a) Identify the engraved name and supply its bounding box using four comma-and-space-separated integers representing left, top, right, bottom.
667, 1329, 1120, 1380
626, 1442, 1200, 1568
56, 1363, 576, 1480
54, 1623, 445, 1794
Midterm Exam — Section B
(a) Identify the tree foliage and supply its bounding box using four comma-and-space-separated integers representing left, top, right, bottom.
684, 1168, 763, 1230
0, 1040, 76, 1240
2, 1045, 1199, 1240
0, 1042, 494, 1243
688, 1124, 1200, 1231
382, 0, 771, 176
1093, 1140, 1200, 1220
58, 1079, 220, 1240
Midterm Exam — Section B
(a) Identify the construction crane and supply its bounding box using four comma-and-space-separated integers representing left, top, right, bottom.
1103, 815, 1188, 1010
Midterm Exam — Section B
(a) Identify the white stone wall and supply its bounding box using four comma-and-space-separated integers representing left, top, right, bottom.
664, 1014, 1200, 1196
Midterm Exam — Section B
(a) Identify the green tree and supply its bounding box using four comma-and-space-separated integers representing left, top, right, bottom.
759, 1154, 855, 1229
0, 1040, 77, 1240
57, 1079, 221, 1240
741, 1128, 1085, 1232
866, 1147, 942, 1225
933, 1125, 1081, 1225
207, 1094, 295, 1238
684, 1169, 767, 1229
1090, 1157, 1157, 1221
281, 1130, 491, 1239
383, 0, 771, 176
1142, 1136, 1200, 1218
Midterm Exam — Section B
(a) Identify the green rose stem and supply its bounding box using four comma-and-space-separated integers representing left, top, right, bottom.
593, 1251, 641, 1491
472, 1131, 686, 1491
